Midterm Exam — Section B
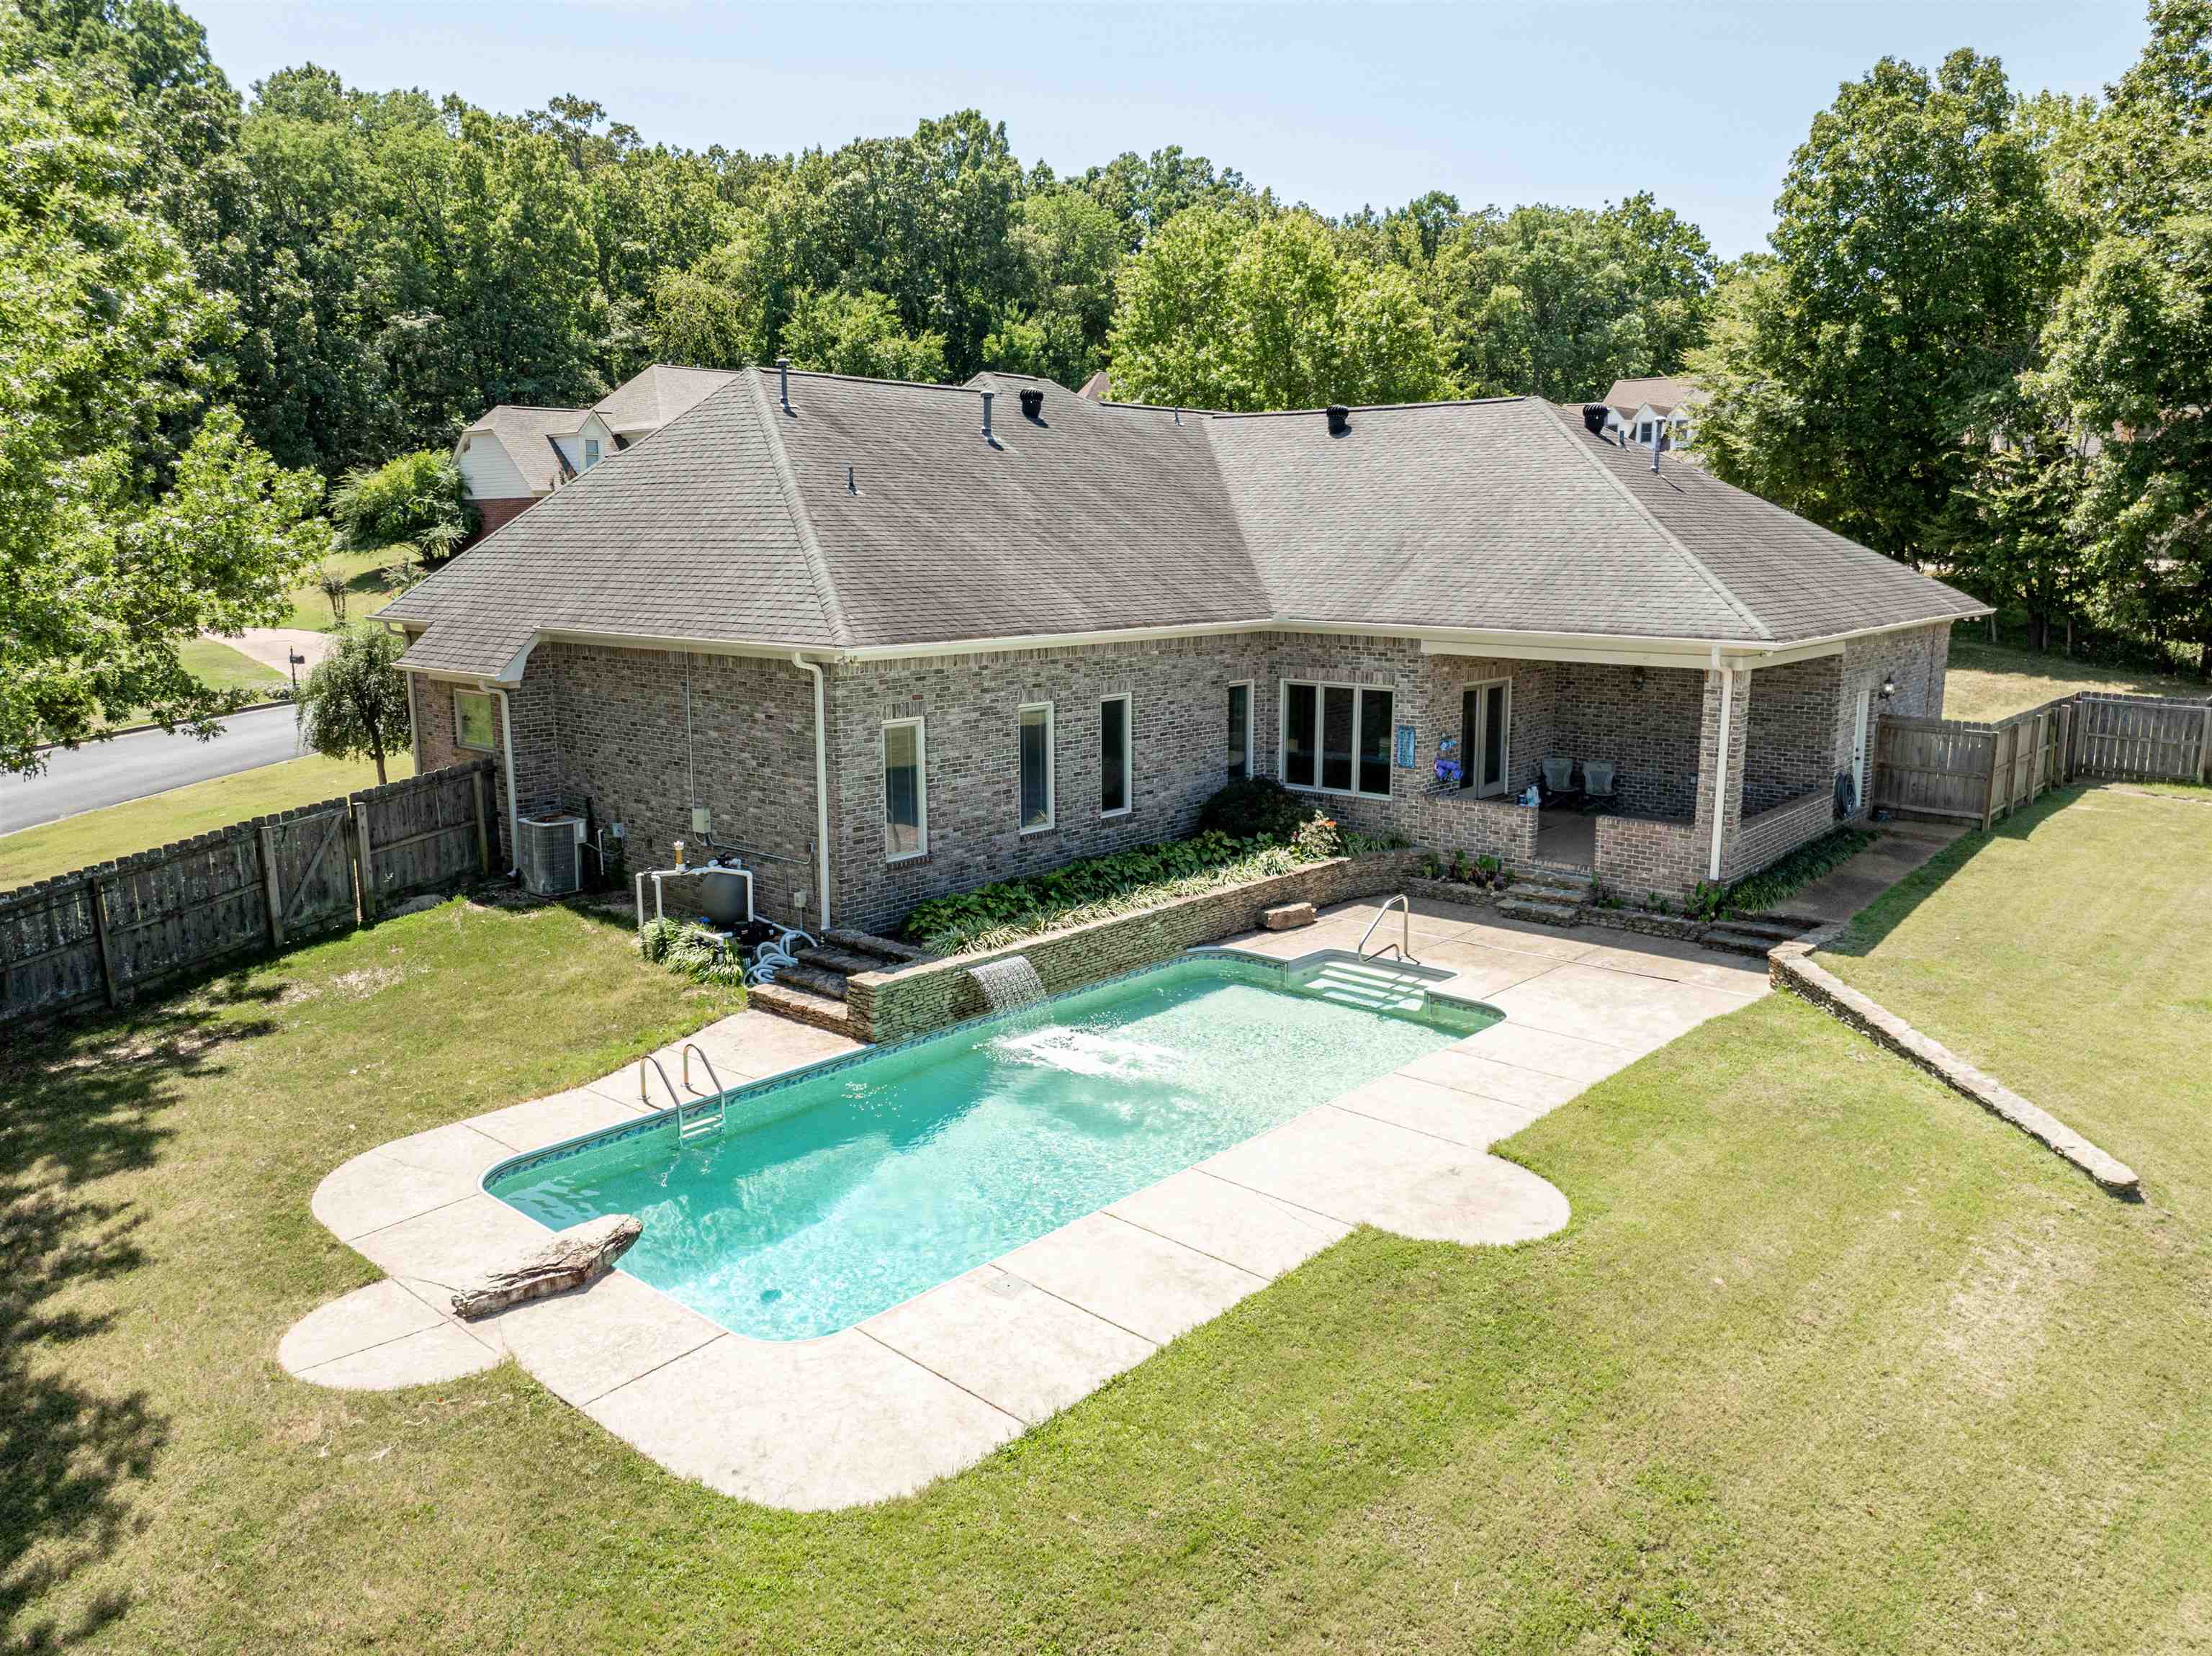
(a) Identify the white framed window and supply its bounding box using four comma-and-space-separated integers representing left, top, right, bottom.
1100, 694, 1133, 816
1459, 678, 1512, 798
452, 688, 496, 752
1018, 703, 1055, 832
883, 717, 927, 860
1280, 680, 1395, 799
1226, 682, 1252, 783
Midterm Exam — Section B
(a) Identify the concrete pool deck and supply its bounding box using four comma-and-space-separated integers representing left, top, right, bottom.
282, 896, 1769, 1509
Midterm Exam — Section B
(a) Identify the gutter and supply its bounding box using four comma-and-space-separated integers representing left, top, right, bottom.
791, 653, 832, 934
488, 683, 521, 877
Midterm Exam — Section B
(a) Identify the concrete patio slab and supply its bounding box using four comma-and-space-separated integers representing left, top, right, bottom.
996, 1211, 1269, 1344
1328, 1073, 1544, 1148
487, 1271, 724, 1406
1455, 1020, 1635, 1082
310, 1147, 484, 1243
1447, 917, 1601, 962
467, 1085, 649, 1153
349, 1192, 548, 1292
1485, 963, 1761, 1052
277, 1278, 446, 1374
1105, 1167, 1353, 1278
585, 1330, 1023, 1510
1560, 930, 1769, 991
1201, 1105, 1570, 1246
860, 1267, 1156, 1424
294, 1320, 500, 1390
1397, 1045, 1591, 1112
1414, 938, 1560, 997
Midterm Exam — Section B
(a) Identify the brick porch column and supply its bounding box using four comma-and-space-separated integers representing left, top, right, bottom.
1691, 666, 1750, 885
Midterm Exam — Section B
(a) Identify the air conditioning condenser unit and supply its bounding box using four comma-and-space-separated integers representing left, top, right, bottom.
517, 814, 584, 896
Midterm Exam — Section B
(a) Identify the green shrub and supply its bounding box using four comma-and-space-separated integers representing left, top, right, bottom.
1195, 777, 1328, 842
1725, 825, 1875, 917
329, 449, 477, 559
639, 917, 747, 990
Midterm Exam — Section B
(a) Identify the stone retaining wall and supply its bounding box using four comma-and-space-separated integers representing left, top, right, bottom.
846, 850, 1426, 1042
1770, 932, 2139, 1197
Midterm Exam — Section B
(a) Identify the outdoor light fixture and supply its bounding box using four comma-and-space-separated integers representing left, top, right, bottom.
1879, 676, 1897, 699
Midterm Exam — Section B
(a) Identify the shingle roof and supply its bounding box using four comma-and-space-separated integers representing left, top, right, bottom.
392, 369, 1984, 679
1602, 376, 1701, 416
592, 364, 742, 433
462, 405, 588, 495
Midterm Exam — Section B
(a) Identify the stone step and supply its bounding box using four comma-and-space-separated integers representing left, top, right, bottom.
746, 979, 858, 1036
1514, 876, 1593, 901
1496, 896, 1583, 928
772, 963, 850, 1001
793, 946, 884, 978
1696, 929, 1779, 960
824, 927, 930, 964
1709, 917, 1804, 943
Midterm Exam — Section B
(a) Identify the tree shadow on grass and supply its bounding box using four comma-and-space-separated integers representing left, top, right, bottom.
0, 980, 279, 1650
1824, 789, 2082, 961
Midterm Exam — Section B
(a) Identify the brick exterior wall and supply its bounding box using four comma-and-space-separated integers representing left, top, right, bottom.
1723, 788, 1835, 883
848, 850, 1426, 1042
1741, 654, 1843, 814
403, 619, 1959, 930
468, 496, 537, 544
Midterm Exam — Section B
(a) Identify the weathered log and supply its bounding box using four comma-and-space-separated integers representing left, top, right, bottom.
449, 1214, 642, 1320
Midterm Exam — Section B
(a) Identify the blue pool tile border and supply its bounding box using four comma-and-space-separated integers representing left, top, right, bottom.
480, 947, 1502, 1191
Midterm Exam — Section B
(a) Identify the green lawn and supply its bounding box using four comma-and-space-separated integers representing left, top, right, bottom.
0, 750, 413, 888
4, 793, 2208, 1652
1944, 632, 2206, 722
279, 548, 405, 632
176, 637, 287, 700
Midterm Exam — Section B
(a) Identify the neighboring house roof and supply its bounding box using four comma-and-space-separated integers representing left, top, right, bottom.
591, 364, 743, 434
459, 405, 588, 496
388, 369, 1984, 681
1076, 369, 1114, 402
1603, 377, 1701, 418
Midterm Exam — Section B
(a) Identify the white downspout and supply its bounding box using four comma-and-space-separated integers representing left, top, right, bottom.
491, 685, 521, 877
1706, 654, 1735, 883
791, 653, 831, 933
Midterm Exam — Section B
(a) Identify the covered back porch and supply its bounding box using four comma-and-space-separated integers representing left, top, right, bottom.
1405, 640, 1856, 899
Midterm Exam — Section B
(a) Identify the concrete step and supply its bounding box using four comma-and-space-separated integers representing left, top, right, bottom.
747, 979, 858, 1035
1497, 896, 1583, 928
824, 927, 930, 964
772, 963, 850, 1001
1709, 917, 1804, 943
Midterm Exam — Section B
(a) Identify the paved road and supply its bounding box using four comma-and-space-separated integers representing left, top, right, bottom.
2, 704, 310, 834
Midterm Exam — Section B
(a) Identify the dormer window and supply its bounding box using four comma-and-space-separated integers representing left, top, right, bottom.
583, 436, 601, 469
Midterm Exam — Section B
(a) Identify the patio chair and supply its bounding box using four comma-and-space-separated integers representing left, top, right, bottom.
1581, 760, 1617, 811
1539, 756, 1579, 808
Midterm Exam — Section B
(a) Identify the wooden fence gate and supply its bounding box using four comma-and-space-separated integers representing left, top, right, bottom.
0, 760, 494, 1030
1872, 687, 2211, 829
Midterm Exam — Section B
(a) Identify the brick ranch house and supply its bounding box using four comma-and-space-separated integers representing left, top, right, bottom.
382, 366, 1987, 937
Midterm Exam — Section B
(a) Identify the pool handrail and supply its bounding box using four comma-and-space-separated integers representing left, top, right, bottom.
1356, 894, 1419, 965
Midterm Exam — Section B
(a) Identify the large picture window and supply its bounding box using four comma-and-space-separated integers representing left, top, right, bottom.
1100, 695, 1131, 816
1018, 703, 1055, 832
883, 719, 927, 860
1226, 683, 1251, 783
452, 689, 496, 752
1280, 680, 1393, 799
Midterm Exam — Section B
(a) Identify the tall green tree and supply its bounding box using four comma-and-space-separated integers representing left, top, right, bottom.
298, 623, 409, 784
779, 288, 947, 382
1691, 50, 2064, 562
0, 65, 328, 770
1108, 207, 1449, 410
2041, 0, 2212, 673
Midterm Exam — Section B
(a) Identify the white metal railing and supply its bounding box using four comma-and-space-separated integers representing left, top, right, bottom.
1356, 894, 1419, 964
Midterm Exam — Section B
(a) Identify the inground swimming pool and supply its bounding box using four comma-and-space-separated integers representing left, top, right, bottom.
484, 951, 1498, 1340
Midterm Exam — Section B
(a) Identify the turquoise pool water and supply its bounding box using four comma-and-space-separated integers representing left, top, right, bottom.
485, 955, 1492, 1340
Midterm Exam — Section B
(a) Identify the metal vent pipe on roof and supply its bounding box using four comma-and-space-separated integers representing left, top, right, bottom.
1326, 405, 1351, 436
777, 356, 791, 414
981, 389, 999, 448
1582, 404, 1609, 436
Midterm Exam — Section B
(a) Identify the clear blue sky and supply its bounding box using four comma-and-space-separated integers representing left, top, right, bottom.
195, 1, 2140, 258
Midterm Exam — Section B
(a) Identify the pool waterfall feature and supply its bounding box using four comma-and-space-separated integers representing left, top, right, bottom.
486, 950, 1500, 1341
967, 954, 1048, 1014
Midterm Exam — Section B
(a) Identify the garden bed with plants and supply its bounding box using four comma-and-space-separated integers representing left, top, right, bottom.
899, 778, 1400, 955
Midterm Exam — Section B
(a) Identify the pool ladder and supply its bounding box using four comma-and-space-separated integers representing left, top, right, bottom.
640, 1043, 729, 1143
1356, 893, 1421, 965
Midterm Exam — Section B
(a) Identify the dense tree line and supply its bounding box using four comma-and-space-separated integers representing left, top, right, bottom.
1694, 0, 2212, 676
9, 0, 2210, 775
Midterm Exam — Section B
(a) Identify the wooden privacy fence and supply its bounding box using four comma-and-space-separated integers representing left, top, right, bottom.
1873, 689, 2211, 829
0, 760, 494, 1030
